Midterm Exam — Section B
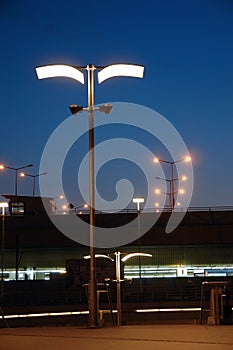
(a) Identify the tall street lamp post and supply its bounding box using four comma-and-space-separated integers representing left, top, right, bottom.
0, 163, 33, 196
35, 62, 144, 327
20, 172, 47, 197
153, 156, 191, 210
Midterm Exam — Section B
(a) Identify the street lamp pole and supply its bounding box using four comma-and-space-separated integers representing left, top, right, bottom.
115, 251, 122, 327
170, 163, 175, 210
87, 64, 98, 328
0, 164, 33, 196
20, 172, 47, 197
154, 156, 191, 210
132, 198, 144, 279
35, 62, 144, 328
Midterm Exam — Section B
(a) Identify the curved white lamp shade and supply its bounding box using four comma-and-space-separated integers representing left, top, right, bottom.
98, 64, 144, 84
121, 252, 152, 262
36, 63, 144, 85
84, 254, 114, 261
35, 65, 85, 84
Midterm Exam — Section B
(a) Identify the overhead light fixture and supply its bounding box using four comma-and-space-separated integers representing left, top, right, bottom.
69, 104, 84, 114
98, 104, 112, 114
84, 254, 114, 261
36, 65, 85, 84
98, 64, 144, 84
122, 252, 152, 262
133, 198, 144, 204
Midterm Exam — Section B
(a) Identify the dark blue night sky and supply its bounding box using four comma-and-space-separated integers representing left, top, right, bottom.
0, 0, 233, 209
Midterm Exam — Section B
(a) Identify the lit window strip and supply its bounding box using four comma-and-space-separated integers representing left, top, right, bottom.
0, 310, 119, 320
135, 308, 201, 313
2, 307, 233, 320
1, 311, 89, 319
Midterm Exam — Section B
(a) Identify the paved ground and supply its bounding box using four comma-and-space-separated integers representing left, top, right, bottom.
0, 324, 233, 350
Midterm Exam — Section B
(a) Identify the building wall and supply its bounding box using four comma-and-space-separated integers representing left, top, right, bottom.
2, 205, 233, 280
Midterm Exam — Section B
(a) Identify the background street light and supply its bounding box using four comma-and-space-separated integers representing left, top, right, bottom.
132, 198, 144, 280
54, 195, 64, 199
36, 62, 144, 328
0, 163, 33, 196
52, 195, 64, 214
68, 203, 88, 214
20, 172, 47, 197
153, 156, 191, 210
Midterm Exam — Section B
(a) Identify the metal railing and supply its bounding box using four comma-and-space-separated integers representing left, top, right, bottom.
71, 206, 233, 215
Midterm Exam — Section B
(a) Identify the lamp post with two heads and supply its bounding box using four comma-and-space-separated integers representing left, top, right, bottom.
84, 251, 152, 326
35, 62, 144, 327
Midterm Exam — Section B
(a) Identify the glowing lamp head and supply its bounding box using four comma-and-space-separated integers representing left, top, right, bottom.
0, 202, 8, 208
133, 197, 144, 211
0, 164, 5, 170
35, 65, 85, 84
181, 176, 188, 181
121, 252, 152, 262
184, 156, 191, 162
98, 64, 144, 84
153, 157, 160, 163
133, 198, 144, 204
0, 202, 9, 215
155, 189, 161, 195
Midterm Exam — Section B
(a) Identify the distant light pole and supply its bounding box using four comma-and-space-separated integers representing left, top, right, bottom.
0, 202, 8, 304
20, 172, 47, 197
84, 251, 152, 326
52, 195, 64, 214
0, 163, 33, 196
35, 62, 144, 328
155, 175, 187, 210
132, 198, 144, 279
153, 156, 191, 210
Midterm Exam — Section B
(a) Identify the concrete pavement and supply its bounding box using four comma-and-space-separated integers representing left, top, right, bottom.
0, 325, 233, 350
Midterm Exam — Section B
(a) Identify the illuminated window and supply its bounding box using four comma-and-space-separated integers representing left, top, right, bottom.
11, 202, 25, 215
